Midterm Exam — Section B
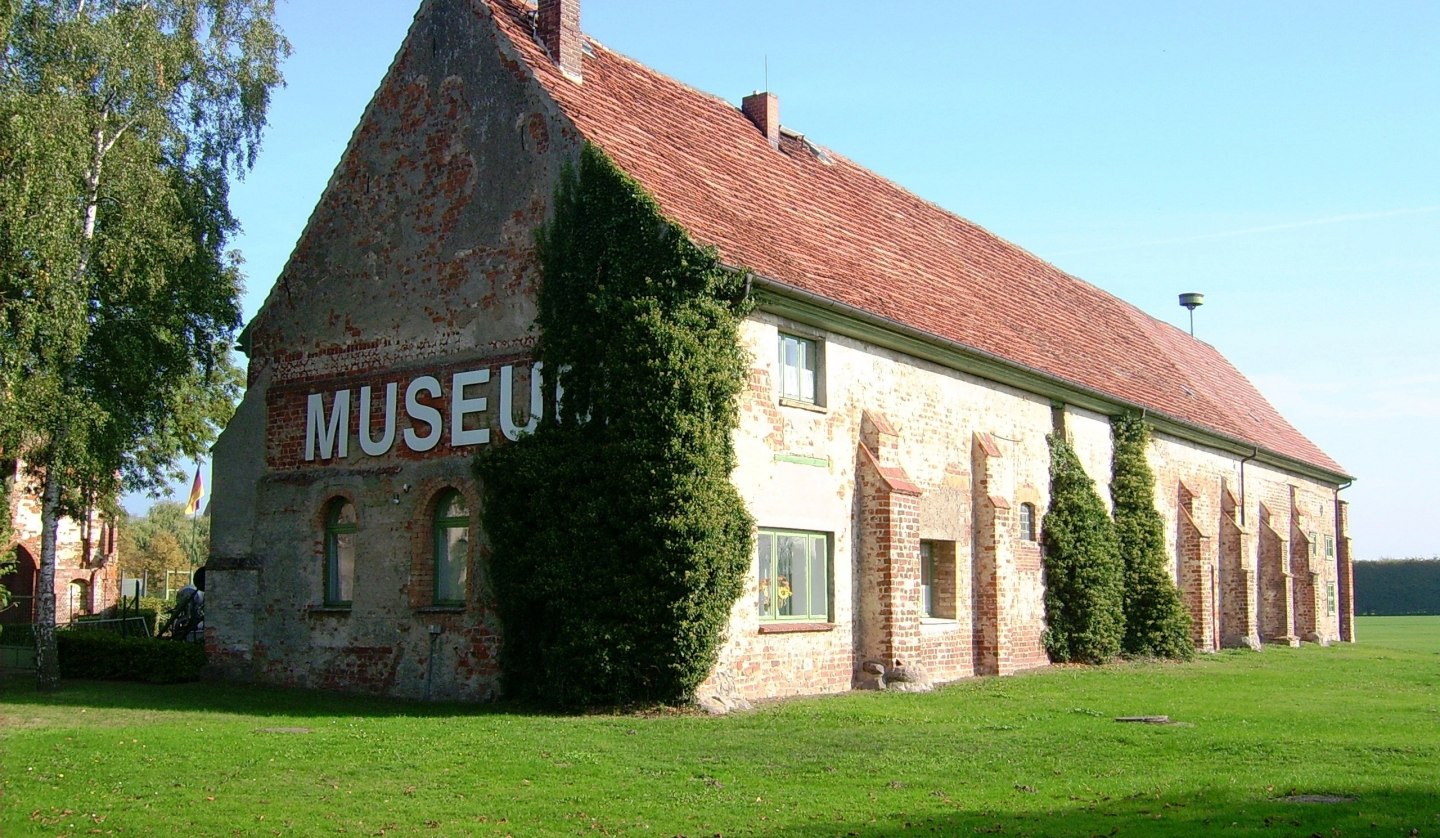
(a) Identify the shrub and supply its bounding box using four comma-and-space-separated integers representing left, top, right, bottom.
477, 144, 754, 709
1042, 435, 1125, 663
1110, 414, 1194, 658
57, 631, 206, 683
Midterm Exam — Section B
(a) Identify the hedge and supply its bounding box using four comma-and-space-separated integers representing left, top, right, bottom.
57, 630, 206, 683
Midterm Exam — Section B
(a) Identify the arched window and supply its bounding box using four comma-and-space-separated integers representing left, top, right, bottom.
1019, 502, 1038, 542
433, 490, 470, 606
67, 579, 90, 618
324, 498, 357, 606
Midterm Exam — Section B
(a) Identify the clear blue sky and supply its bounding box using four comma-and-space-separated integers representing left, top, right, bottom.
130, 0, 1440, 560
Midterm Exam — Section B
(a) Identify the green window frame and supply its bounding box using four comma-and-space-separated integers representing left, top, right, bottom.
433, 490, 470, 606
757, 528, 831, 622
324, 498, 357, 606
1327, 582, 1337, 616
778, 333, 822, 405
1309, 531, 1318, 557
1325, 534, 1335, 558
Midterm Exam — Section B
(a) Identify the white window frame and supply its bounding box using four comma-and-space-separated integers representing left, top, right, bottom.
1019, 503, 1038, 542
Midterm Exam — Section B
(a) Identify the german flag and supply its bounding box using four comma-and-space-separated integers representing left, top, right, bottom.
183, 469, 204, 516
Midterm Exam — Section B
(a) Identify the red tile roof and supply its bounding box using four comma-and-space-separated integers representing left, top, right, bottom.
484, 0, 1347, 479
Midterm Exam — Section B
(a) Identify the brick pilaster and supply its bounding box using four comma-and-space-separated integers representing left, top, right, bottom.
1336, 499, 1354, 643
972, 432, 1019, 675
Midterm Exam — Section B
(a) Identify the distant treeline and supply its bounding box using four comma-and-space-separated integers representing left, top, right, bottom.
1355, 559, 1440, 615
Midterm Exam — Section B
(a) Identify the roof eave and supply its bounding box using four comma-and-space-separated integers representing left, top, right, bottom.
746, 273, 1354, 487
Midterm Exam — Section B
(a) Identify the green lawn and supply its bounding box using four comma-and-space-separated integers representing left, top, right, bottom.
2, 616, 1437, 837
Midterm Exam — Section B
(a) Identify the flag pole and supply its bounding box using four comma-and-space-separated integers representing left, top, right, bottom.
185, 463, 205, 578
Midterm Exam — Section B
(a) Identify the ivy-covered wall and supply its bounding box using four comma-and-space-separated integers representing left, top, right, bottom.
1041, 434, 1124, 663
477, 144, 754, 709
1111, 413, 1193, 659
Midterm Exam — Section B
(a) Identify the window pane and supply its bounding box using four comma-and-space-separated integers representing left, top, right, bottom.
776, 534, 801, 617
781, 337, 799, 399
757, 532, 774, 615
436, 525, 468, 603
808, 536, 828, 619
441, 493, 468, 520
920, 542, 933, 617
799, 341, 815, 403
332, 501, 357, 527
331, 531, 355, 603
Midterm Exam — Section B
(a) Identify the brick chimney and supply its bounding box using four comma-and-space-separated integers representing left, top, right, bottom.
742, 91, 779, 149
538, 0, 582, 81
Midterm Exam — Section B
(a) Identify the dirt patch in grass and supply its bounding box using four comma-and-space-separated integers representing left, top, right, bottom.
1277, 794, 1357, 804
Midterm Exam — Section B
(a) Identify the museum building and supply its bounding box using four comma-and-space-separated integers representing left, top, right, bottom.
207, 0, 1355, 703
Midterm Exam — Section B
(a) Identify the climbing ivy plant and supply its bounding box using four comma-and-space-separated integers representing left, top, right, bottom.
1041, 434, 1124, 663
1111, 413, 1194, 659
476, 143, 754, 709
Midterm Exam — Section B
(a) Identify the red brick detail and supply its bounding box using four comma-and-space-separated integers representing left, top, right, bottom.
1218, 486, 1258, 648
1177, 492, 1216, 652
1256, 503, 1296, 644
536, 0, 582, 80
759, 622, 833, 635
741, 91, 779, 148
265, 352, 535, 471
857, 442, 924, 669
859, 443, 921, 496
1336, 499, 1354, 643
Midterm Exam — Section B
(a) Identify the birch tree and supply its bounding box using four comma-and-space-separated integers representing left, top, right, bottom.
0, 0, 285, 688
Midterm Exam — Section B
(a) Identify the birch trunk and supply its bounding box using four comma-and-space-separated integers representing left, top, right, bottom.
31, 120, 107, 690
34, 466, 63, 690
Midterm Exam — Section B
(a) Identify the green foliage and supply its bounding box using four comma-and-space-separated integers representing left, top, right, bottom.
0, 463, 12, 610
477, 144, 754, 709
1110, 414, 1193, 659
1355, 558, 1440, 615
117, 502, 210, 583
0, 543, 13, 614
0, 1, 285, 686
56, 630, 205, 683
1041, 434, 1125, 663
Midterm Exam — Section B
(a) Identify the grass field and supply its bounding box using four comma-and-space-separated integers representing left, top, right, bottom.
2, 616, 1436, 837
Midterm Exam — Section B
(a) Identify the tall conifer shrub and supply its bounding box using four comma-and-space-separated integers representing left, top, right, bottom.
1041, 435, 1125, 663
477, 144, 753, 709
1110, 414, 1194, 658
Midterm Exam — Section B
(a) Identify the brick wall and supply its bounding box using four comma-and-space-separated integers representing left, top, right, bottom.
207, 0, 577, 702
3, 467, 120, 626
